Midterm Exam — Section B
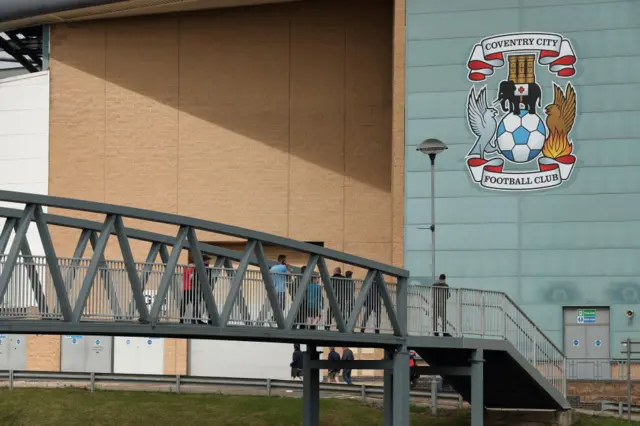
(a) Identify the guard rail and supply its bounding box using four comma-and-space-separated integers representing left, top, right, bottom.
0, 370, 463, 411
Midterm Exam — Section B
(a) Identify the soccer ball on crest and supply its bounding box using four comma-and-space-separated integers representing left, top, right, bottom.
496, 110, 546, 163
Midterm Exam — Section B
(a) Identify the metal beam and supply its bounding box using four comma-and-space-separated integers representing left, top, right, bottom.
33, 205, 72, 321
471, 349, 485, 426
0, 191, 409, 278
219, 240, 255, 326
89, 230, 122, 319
254, 241, 285, 329
186, 227, 219, 326
0, 36, 37, 72
392, 346, 410, 425
149, 226, 188, 323
114, 216, 149, 323
375, 271, 402, 337
317, 257, 346, 333
308, 360, 392, 370
71, 215, 115, 323
0, 318, 406, 346
63, 229, 92, 292
0, 218, 16, 253
303, 345, 320, 426
284, 255, 318, 329
126, 242, 161, 319
13, 220, 48, 315
5, 31, 41, 68
223, 258, 250, 323
0, 204, 34, 305
413, 366, 471, 376
345, 270, 376, 332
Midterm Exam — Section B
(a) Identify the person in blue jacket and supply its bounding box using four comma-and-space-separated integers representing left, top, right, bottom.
306, 274, 324, 330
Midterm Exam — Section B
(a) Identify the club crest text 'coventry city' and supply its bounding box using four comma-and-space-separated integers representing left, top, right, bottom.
465, 32, 578, 191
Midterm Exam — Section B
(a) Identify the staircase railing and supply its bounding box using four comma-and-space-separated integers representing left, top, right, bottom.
407, 286, 566, 396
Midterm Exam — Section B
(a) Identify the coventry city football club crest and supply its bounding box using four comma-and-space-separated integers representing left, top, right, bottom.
465, 32, 578, 191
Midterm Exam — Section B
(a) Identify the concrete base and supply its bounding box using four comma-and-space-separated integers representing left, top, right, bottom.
485, 410, 578, 426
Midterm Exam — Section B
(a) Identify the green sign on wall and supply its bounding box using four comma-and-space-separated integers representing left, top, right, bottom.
577, 309, 596, 324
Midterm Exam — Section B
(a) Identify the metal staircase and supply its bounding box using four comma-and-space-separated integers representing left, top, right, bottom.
407, 286, 569, 409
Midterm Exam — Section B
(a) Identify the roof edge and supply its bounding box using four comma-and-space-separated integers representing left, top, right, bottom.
0, 0, 128, 23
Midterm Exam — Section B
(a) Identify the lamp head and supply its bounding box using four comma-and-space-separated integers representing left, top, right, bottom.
626, 309, 635, 319
417, 138, 448, 156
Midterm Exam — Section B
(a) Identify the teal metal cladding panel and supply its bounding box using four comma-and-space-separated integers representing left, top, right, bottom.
405, 0, 640, 352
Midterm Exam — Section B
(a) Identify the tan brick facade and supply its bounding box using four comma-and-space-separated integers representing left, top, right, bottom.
567, 380, 640, 402
46, 0, 403, 374
26, 335, 61, 371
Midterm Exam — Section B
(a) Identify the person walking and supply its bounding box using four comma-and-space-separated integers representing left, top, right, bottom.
431, 273, 451, 336
290, 344, 303, 380
327, 347, 341, 383
306, 274, 324, 330
360, 279, 381, 334
270, 254, 292, 315
180, 254, 207, 324
341, 346, 354, 385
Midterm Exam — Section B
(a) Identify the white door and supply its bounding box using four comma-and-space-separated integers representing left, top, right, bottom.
114, 337, 164, 375
189, 339, 299, 380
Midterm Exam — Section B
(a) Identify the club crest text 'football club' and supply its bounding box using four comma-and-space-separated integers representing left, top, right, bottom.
465, 32, 578, 191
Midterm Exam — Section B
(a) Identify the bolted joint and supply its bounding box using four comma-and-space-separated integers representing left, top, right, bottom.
429, 224, 435, 232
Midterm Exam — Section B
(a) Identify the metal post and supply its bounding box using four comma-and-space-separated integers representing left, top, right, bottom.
431, 377, 438, 415
397, 277, 408, 337
626, 337, 631, 423
176, 375, 181, 394
9, 369, 13, 390
561, 357, 567, 397
383, 349, 393, 426
267, 378, 272, 397
393, 346, 410, 426
360, 384, 366, 401
90, 372, 95, 392
303, 345, 320, 426
470, 349, 485, 426
429, 153, 437, 286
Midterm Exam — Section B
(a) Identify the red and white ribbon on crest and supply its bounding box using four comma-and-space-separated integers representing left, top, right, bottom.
467, 32, 577, 81
467, 155, 576, 191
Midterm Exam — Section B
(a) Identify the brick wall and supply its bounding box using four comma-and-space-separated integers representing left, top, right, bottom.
568, 380, 640, 402
48, 0, 399, 372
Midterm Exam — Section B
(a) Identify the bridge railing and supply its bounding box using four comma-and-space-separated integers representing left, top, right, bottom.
0, 190, 409, 337
407, 285, 566, 395
0, 254, 401, 334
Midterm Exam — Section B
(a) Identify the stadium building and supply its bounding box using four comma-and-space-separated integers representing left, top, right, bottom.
0, 0, 636, 379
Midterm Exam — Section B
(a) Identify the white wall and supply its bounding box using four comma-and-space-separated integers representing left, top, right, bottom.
0, 71, 50, 253
189, 340, 302, 380
113, 337, 164, 375
0, 71, 50, 309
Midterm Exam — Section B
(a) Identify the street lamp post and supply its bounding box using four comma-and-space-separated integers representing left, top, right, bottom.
417, 138, 448, 286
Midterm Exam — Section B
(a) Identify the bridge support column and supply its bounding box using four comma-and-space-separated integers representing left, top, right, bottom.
392, 346, 410, 425
470, 349, 485, 426
303, 345, 320, 426
383, 349, 393, 426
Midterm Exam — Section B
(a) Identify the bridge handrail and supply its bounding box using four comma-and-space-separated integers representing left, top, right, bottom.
0, 191, 408, 278
406, 285, 565, 394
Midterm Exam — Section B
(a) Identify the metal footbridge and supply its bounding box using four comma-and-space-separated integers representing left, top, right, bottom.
0, 191, 569, 425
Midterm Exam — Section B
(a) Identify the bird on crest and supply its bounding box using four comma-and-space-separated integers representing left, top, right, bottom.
543, 82, 577, 159
466, 86, 499, 159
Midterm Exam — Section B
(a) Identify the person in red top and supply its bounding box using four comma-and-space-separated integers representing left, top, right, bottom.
180, 254, 208, 324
